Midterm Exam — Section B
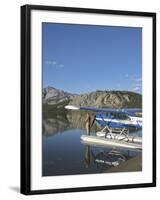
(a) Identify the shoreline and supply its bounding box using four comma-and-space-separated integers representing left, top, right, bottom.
104, 155, 142, 173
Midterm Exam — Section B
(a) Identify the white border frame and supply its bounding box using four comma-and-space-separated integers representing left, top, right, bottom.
30, 9, 153, 190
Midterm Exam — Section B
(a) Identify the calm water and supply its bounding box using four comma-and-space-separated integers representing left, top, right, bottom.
42, 112, 142, 176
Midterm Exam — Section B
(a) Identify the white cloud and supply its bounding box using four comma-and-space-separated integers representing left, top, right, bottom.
59, 64, 64, 68
132, 86, 140, 91
130, 76, 142, 93
135, 78, 142, 82
45, 60, 56, 65
45, 60, 64, 68
134, 83, 141, 87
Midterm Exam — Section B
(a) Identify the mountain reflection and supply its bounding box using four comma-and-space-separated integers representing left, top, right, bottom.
43, 111, 93, 136
43, 118, 70, 136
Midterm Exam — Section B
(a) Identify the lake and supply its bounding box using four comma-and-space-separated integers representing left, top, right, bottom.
42, 111, 142, 176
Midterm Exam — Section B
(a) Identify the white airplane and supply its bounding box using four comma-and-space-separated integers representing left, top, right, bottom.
65, 105, 142, 150
65, 105, 142, 130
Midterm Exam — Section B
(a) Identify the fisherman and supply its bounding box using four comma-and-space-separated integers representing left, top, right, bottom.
85, 113, 91, 135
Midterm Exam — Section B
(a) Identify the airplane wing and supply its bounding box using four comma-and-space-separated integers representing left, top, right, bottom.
65, 105, 121, 112
122, 108, 142, 116
65, 105, 142, 115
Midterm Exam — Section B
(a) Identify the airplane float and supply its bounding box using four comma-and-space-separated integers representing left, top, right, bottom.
65, 105, 142, 150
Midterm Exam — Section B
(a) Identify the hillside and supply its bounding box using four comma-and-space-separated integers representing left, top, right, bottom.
43, 87, 142, 109
69, 90, 142, 108
43, 86, 77, 105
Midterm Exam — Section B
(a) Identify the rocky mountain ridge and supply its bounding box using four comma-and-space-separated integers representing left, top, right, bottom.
43, 87, 142, 108
69, 90, 142, 108
42, 86, 77, 105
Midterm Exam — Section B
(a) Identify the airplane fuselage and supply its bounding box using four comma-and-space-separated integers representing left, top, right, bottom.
95, 113, 142, 129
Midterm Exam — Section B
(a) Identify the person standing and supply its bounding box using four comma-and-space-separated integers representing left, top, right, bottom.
85, 113, 91, 135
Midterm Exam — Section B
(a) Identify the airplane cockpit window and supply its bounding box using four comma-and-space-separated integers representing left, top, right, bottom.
106, 112, 130, 120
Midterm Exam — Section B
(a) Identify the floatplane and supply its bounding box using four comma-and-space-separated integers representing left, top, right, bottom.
65, 105, 142, 150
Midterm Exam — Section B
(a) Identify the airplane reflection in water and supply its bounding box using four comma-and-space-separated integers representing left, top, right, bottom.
84, 145, 133, 170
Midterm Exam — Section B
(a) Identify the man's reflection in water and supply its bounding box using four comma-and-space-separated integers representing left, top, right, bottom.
84, 145, 91, 168
84, 113, 96, 168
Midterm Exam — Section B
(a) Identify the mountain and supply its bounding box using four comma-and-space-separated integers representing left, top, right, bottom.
43, 86, 77, 105
43, 87, 142, 109
69, 90, 142, 108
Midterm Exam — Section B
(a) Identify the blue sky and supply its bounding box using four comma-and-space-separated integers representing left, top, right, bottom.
42, 23, 142, 94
